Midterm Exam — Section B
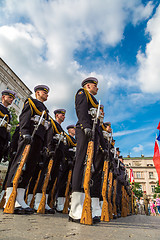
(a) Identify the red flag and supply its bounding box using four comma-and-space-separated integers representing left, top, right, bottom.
157, 122, 160, 130
130, 168, 134, 184
153, 140, 160, 183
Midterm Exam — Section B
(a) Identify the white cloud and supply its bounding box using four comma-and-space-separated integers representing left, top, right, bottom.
132, 144, 144, 153
137, 4, 160, 93
0, 0, 155, 125
113, 127, 151, 137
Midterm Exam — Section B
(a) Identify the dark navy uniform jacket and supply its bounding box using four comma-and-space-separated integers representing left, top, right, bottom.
75, 88, 98, 130
65, 134, 76, 162
47, 118, 65, 153
0, 102, 11, 141
19, 98, 49, 141
75, 88, 107, 150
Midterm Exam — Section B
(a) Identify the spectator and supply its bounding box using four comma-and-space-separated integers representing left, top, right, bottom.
150, 199, 156, 216
156, 195, 160, 215
139, 197, 144, 214
148, 200, 151, 216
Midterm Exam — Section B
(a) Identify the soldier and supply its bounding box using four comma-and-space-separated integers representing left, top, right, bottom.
116, 158, 125, 217
69, 76, 101, 223
143, 191, 149, 215
89, 106, 107, 222
0, 89, 16, 163
4, 85, 50, 214
0, 89, 16, 203
0, 124, 20, 204
99, 121, 112, 211
56, 124, 76, 212
34, 109, 66, 213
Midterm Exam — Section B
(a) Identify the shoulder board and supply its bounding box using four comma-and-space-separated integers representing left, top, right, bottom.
101, 124, 106, 131
65, 133, 77, 147
28, 98, 47, 118
83, 88, 98, 108
0, 110, 9, 123
78, 90, 84, 95
50, 116, 61, 134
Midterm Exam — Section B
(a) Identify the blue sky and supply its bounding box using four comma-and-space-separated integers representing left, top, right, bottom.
0, 0, 160, 157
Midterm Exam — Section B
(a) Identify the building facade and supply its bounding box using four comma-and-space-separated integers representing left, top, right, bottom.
123, 155, 158, 197
0, 58, 32, 116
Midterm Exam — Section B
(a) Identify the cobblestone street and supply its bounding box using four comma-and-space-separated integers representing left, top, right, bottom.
0, 210, 160, 240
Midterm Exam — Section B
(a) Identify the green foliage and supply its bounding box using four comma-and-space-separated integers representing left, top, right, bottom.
153, 193, 157, 199
132, 182, 143, 199
9, 107, 19, 138
155, 181, 160, 194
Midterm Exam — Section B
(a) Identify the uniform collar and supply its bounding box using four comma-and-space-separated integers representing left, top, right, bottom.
0, 102, 8, 109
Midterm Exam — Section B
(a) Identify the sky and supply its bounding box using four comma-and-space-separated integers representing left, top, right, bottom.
0, 0, 160, 157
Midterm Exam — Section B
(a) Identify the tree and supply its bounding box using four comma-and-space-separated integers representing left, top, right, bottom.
132, 182, 143, 199
155, 181, 160, 193
9, 107, 19, 138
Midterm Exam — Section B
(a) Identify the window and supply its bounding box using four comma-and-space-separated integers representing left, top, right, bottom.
149, 172, 154, 179
14, 96, 20, 107
136, 172, 141, 178
151, 185, 155, 193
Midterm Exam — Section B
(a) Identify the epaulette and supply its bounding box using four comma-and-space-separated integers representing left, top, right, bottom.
65, 133, 77, 147
101, 123, 106, 131
83, 88, 98, 108
49, 116, 62, 134
0, 110, 9, 123
75, 88, 98, 109
27, 98, 47, 118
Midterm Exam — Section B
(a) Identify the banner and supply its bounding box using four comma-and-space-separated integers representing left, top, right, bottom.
130, 168, 134, 184
153, 133, 160, 184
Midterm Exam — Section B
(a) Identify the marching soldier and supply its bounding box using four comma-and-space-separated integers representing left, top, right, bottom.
33, 109, 66, 213
90, 106, 107, 222
0, 89, 16, 203
116, 157, 125, 217
0, 89, 16, 163
4, 85, 50, 214
99, 121, 112, 211
69, 76, 101, 223
0, 124, 20, 200
56, 124, 76, 212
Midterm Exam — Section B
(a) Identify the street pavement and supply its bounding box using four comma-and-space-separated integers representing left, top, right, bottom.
0, 210, 160, 240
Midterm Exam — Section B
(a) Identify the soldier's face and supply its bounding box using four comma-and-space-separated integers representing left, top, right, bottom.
68, 128, 75, 136
88, 83, 98, 95
37, 90, 48, 102
117, 151, 120, 157
56, 113, 65, 123
2, 95, 14, 106
106, 125, 112, 133
100, 109, 104, 116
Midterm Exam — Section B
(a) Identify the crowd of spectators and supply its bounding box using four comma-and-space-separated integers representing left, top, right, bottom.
134, 194, 160, 216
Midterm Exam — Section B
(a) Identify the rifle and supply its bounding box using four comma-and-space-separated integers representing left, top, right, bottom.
121, 185, 125, 217
4, 111, 46, 214
25, 177, 32, 204
112, 152, 120, 218
101, 129, 112, 222
80, 100, 101, 225
37, 133, 64, 214
0, 114, 7, 127
101, 159, 109, 222
63, 147, 76, 214
112, 179, 117, 217
62, 169, 72, 214
49, 177, 57, 208
108, 170, 113, 219
30, 170, 42, 208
